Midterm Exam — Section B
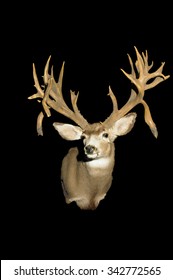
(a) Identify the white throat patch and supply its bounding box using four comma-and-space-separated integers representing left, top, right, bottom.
86, 157, 111, 169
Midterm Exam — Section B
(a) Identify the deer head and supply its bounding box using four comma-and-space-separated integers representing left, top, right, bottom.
28, 47, 169, 210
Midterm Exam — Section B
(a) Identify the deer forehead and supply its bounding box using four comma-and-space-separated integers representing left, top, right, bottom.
83, 123, 108, 145
83, 123, 106, 136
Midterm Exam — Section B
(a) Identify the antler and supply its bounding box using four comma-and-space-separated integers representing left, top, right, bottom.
28, 56, 88, 135
103, 46, 170, 138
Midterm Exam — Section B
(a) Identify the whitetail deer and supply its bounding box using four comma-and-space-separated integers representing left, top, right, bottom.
28, 47, 169, 210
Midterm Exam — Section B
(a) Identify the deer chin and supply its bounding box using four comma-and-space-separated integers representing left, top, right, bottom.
85, 152, 99, 160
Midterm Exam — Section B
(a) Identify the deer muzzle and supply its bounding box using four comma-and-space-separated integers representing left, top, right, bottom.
84, 145, 97, 156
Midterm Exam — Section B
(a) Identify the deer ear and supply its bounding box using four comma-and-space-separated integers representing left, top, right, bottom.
110, 112, 137, 139
53, 123, 83, 140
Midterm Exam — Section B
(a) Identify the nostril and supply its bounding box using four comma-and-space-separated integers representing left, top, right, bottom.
85, 145, 95, 154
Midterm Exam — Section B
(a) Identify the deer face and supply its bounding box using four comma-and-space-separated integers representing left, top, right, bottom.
53, 113, 137, 160
81, 124, 112, 160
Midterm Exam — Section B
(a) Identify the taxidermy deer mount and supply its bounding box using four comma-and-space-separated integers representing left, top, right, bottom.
28, 46, 170, 210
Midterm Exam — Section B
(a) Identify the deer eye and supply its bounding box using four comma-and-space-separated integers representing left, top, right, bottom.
102, 133, 109, 138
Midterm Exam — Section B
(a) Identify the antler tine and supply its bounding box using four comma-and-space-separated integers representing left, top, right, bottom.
43, 55, 51, 84
103, 46, 170, 137
28, 56, 89, 135
28, 63, 48, 135
107, 86, 118, 112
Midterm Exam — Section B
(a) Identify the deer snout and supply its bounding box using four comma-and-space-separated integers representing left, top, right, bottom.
84, 145, 97, 155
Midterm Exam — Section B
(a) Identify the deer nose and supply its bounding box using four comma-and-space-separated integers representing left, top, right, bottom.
84, 145, 96, 155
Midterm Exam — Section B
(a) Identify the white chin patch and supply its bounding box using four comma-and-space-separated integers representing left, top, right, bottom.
86, 153, 98, 159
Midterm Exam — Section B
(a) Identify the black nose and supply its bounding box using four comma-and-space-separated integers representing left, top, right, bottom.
85, 145, 95, 154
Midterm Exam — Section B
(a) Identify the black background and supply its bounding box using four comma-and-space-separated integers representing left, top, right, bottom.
3, 3, 173, 260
